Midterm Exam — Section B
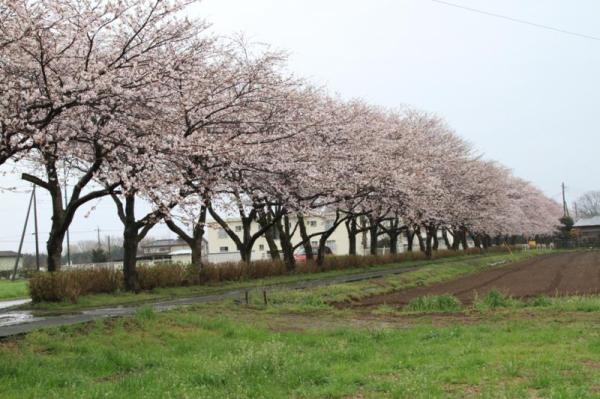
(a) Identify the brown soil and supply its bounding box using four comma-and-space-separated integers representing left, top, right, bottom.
348, 251, 600, 307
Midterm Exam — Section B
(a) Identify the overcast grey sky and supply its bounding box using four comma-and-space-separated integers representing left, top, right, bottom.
1, 0, 598, 252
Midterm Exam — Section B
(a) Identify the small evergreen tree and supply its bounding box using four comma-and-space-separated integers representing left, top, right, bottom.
91, 248, 109, 263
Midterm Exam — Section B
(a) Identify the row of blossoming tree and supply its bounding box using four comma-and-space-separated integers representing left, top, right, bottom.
1, 0, 561, 290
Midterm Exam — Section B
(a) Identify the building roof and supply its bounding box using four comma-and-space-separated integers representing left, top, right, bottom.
141, 239, 187, 248
141, 238, 207, 248
169, 249, 192, 256
0, 251, 18, 258
574, 216, 600, 228
207, 212, 336, 226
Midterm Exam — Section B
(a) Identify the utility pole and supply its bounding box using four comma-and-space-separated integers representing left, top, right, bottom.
107, 236, 112, 261
12, 189, 34, 280
33, 185, 40, 271
561, 182, 570, 218
64, 167, 71, 266
97, 227, 101, 248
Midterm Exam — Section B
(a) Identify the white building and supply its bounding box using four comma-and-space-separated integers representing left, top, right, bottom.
205, 214, 350, 263
139, 238, 208, 264
0, 251, 19, 273
204, 214, 455, 263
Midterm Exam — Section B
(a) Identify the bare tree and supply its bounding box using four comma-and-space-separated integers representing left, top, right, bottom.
574, 191, 600, 219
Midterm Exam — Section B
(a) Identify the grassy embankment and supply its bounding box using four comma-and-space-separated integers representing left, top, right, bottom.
3, 249, 599, 398
0, 279, 28, 301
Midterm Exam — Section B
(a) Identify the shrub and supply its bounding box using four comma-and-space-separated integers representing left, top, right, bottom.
404, 294, 462, 313
137, 264, 194, 290
29, 268, 122, 303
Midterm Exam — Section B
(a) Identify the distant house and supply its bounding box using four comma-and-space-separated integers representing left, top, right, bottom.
573, 216, 600, 242
0, 251, 19, 273
139, 238, 208, 264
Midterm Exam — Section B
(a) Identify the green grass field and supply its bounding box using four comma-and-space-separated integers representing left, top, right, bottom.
0, 279, 28, 300
2, 250, 600, 398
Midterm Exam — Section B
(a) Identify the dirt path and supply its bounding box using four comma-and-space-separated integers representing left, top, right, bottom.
0, 259, 437, 338
350, 251, 600, 307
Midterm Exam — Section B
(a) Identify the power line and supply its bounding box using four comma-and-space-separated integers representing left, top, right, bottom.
428, 0, 600, 42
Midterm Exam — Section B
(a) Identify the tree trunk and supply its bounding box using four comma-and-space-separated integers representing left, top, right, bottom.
122, 195, 140, 292
239, 216, 253, 264
494, 235, 502, 246
257, 211, 280, 260
190, 238, 204, 270
264, 228, 280, 260
42, 155, 66, 272
369, 218, 378, 256
297, 214, 314, 260
191, 207, 207, 271
346, 217, 357, 256
316, 227, 337, 268
442, 228, 451, 249
433, 232, 439, 250
406, 229, 415, 252
46, 228, 65, 272
425, 228, 433, 258
239, 246, 252, 263
472, 234, 482, 249
316, 235, 328, 267
460, 227, 469, 250
451, 229, 461, 250
389, 231, 399, 254
276, 215, 296, 271
315, 212, 345, 268
482, 235, 490, 250
416, 228, 426, 252
165, 205, 207, 272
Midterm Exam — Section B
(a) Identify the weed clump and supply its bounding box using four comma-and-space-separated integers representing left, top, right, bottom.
476, 289, 512, 309
529, 296, 553, 307
404, 294, 462, 313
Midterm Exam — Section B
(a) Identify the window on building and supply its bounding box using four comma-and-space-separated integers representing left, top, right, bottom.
219, 246, 229, 252
308, 220, 317, 227
235, 225, 242, 232
258, 244, 265, 251
324, 220, 334, 229
326, 240, 337, 253
311, 241, 319, 247
218, 229, 227, 239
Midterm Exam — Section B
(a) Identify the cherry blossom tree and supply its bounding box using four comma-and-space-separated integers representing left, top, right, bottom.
2, 0, 205, 271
